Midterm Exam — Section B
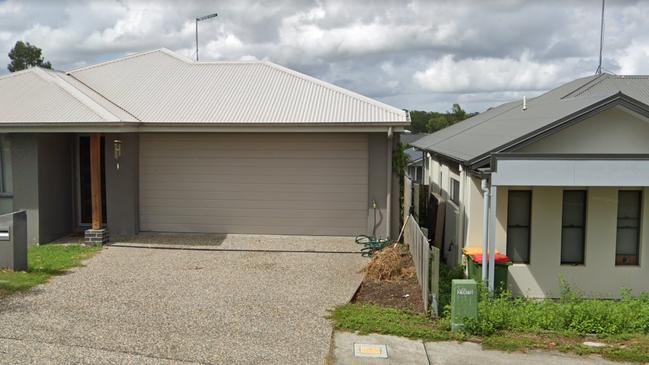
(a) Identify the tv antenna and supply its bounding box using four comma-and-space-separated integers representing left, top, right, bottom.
595, 0, 605, 75
195, 12, 218, 61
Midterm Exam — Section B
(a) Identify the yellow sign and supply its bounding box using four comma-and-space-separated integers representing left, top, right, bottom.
358, 345, 382, 355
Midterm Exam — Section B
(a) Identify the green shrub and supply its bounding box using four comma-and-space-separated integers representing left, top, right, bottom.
438, 263, 465, 316
463, 282, 649, 337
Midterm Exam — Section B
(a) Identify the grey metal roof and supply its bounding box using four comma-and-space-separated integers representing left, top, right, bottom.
411, 73, 649, 165
0, 67, 135, 123
68, 49, 407, 124
405, 147, 423, 165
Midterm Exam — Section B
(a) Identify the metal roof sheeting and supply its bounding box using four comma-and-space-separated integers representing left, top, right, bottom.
0, 68, 133, 123
411, 74, 649, 163
68, 49, 407, 124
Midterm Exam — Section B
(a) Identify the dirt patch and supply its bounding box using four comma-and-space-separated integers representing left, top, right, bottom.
353, 245, 425, 313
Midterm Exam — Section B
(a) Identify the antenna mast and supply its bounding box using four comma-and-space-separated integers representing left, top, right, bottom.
195, 12, 218, 61
596, 0, 605, 75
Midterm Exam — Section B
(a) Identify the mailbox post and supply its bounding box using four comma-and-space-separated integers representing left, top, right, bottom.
0, 211, 27, 271
450, 279, 478, 332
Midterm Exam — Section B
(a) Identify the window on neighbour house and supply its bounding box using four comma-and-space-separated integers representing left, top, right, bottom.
561, 190, 587, 265
616, 190, 642, 266
507, 190, 532, 264
450, 178, 460, 205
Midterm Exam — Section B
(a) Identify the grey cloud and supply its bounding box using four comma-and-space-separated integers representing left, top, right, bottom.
1, 0, 648, 113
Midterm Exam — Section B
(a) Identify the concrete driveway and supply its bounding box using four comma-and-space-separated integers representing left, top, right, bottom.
0, 235, 367, 364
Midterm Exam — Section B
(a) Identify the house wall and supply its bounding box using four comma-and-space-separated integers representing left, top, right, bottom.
105, 133, 139, 239
37, 134, 74, 244
424, 154, 466, 265
465, 176, 485, 248
368, 133, 399, 238
519, 107, 649, 154
484, 186, 649, 298
0, 135, 14, 215
11, 134, 39, 245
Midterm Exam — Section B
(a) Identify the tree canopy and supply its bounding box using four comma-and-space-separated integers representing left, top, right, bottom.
409, 103, 474, 134
7, 41, 52, 72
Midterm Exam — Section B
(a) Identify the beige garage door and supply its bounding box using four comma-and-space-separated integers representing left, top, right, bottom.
139, 133, 369, 235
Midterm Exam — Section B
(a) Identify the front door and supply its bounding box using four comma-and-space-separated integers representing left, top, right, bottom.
78, 136, 106, 225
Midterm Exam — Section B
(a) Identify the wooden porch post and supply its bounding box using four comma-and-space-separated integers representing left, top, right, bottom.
90, 133, 102, 230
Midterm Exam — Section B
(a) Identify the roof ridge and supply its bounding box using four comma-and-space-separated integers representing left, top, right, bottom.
260, 60, 406, 118
68, 48, 173, 73
561, 73, 609, 99
0, 67, 44, 81
66, 72, 140, 122
33, 68, 121, 121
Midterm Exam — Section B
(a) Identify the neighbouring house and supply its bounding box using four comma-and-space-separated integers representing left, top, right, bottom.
404, 147, 423, 183
0, 48, 407, 245
401, 133, 426, 183
411, 73, 649, 299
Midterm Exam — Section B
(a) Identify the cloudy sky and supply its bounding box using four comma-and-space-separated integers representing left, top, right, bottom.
1, 0, 648, 113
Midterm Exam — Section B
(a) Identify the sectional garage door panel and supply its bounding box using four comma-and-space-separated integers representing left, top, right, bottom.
139, 133, 369, 235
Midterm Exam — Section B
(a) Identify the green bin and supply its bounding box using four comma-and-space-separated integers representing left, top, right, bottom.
465, 255, 511, 293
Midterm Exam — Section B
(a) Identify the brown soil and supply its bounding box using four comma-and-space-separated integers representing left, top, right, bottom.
353, 245, 425, 313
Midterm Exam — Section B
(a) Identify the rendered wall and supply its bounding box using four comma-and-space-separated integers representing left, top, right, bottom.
37, 134, 74, 244
11, 134, 39, 245
105, 133, 139, 239
520, 107, 649, 154
491, 186, 649, 298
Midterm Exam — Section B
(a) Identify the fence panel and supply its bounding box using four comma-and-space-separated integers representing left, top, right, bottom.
404, 214, 440, 317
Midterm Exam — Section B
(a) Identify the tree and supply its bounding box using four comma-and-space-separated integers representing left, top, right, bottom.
7, 41, 51, 72
408, 104, 472, 134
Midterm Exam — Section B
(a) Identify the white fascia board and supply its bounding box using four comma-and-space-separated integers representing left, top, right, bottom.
492, 158, 649, 187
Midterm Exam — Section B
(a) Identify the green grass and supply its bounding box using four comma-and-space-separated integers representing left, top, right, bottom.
329, 303, 455, 341
330, 303, 649, 363
0, 244, 101, 297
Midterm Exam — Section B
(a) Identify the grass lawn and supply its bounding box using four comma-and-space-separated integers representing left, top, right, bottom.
330, 303, 649, 363
0, 244, 101, 298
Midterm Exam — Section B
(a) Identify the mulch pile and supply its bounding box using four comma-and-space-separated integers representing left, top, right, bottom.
353, 244, 425, 313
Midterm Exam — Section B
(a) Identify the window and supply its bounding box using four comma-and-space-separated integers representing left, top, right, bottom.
450, 178, 460, 205
415, 166, 422, 182
561, 190, 587, 265
507, 190, 532, 264
616, 190, 642, 266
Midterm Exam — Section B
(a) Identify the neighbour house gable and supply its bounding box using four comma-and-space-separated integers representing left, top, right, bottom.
518, 106, 649, 154
411, 73, 649, 166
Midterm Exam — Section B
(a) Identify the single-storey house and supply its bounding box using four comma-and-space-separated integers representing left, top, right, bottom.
411, 73, 649, 298
0, 48, 407, 245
